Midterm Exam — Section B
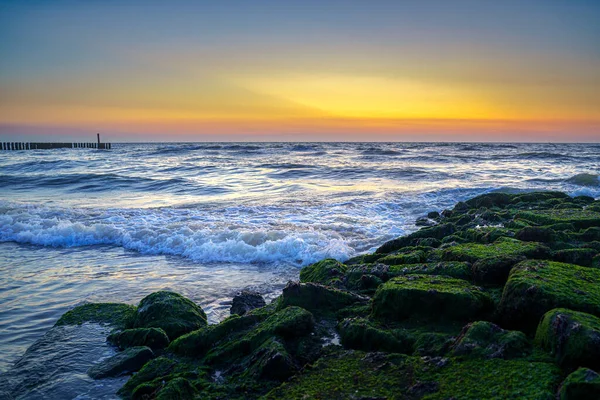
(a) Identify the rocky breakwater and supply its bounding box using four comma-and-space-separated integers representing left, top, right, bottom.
52, 191, 600, 399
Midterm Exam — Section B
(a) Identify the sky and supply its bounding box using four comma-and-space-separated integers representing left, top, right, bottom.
0, 0, 599, 142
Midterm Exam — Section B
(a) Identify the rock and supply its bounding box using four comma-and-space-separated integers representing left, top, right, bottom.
55, 303, 136, 330
515, 209, 600, 230
338, 317, 413, 353
552, 248, 598, 267
169, 313, 262, 357
278, 281, 368, 314
516, 226, 556, 243
471, 255, 525, 285
230, 290, 266, 316
442, 237, 550, 264
388, 262, 472, 281
450, 321, 529, 359
133, 291, 207, 340
465, 192, 512, 209
117, 356, 177, 399
376, 223, 456, 254
379, 250, 427, 265
413, 332, 453, 357
558, 368, 600, 400
263, 350, 560, 399
156, 377, 197, 400
427, 211, 441, 219
299, 258, 347, 287
535, 308, 600, 370
245, 337, 297, 381
371, 275, 492, 322
88, 346, 154, 379
416, 216, 436, 227
107, 327, 170, 351
498, 260, 600, 332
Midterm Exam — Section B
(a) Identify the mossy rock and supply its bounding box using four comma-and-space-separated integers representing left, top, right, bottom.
471, 255, 526, 285
535, 308, 600, 370
265, 350, 560, 399
169, 313, 262, 358
558, 368, 600, 400
376, 223, 456, 254
88, 346, 154, 379
459, 227, 513, 244
299, 258, 347, 287
379, 250, 427, 266
337, 317, 413, 354
442, 237, 549, 264
371, 275, 492, 323
203, 306, 315, 366
465, 192, 513, 209
155, 377, 198, 400
108, 327, 170, 351
450, 321, 530, 360
55, 303, 136, 330
278, 281, 368, 315
241, 337, 298, 381
133, 291, 207, 341
118, 356, 177, 399
516, 209, 600, 230
552, 248, 598, 268
516, 226, 556, 243
499, 260, 600, 332
344, 263, 390, 290
413, 332, 453, 357
388, 261, 472, 281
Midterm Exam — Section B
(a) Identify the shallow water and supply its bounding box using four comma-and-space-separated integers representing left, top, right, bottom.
1, 142, 599, 397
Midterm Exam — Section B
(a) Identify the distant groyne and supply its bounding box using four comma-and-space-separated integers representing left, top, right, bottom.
1, 142, 111, 150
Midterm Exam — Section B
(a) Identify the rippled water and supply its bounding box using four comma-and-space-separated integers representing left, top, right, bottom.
1, 142, 599, 397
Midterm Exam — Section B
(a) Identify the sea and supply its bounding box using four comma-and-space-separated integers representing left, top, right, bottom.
1, 142, 599, 398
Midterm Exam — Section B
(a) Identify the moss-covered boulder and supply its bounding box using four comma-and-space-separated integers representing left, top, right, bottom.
155, 377, 198, 400
55, 303, 136, 330
376, 223, 456, 254
133, 291, 207, 340
372, 275, 492, 322
242, 337, 298, 381
442, 237, 549, 263
88, 346, 154, 379
117, 356, 177, 399
169, 313, 262, 358
499, 260, 600, 332
388, 261, 472, 281
535, 308, 600, 370
450, 321, 530, 359
552, 248, 598, 268
558, 368, 600, 400
278, 281, 368, 315
379, 250, 428, 265
299, 258, 347, 287
516, 209, 600, 230
337, 317, 413, 354
107, 327, 170, 351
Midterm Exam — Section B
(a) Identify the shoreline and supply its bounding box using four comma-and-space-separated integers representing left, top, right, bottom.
2, 190, 600, 399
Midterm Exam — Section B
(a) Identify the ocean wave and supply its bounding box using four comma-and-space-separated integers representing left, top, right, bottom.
565, 173, 600, 187
360, 147, 401, 156
0, 203, 357, 265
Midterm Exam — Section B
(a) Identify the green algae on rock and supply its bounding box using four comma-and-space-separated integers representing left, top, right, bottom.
558, 368, 600, 400
133, 291, 208, 341
264, 350, 560, 400
499, 260, 600, 332
337, 317, 414, 354
277, 281, 368, 315
372, 275, 492, 322
55, 303, 136, 330
108, 327, 170, 351
535, 308, 600, 370
450, 321, 530, 360
299, 258, 347, 287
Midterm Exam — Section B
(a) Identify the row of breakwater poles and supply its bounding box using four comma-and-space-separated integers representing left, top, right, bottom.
0, 142, 111, 150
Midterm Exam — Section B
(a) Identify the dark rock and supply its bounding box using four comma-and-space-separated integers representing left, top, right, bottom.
278, 281, 368, 314
516, 227, 555, 243
88, 346, 154, 379
416, 217, 436, 227
535, 308, 600, 370
230, 290, 266, 316
107, 327, 170, 351
427, 211, 441, 219
558, 368, 600, 400
450, 321, 530, 359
